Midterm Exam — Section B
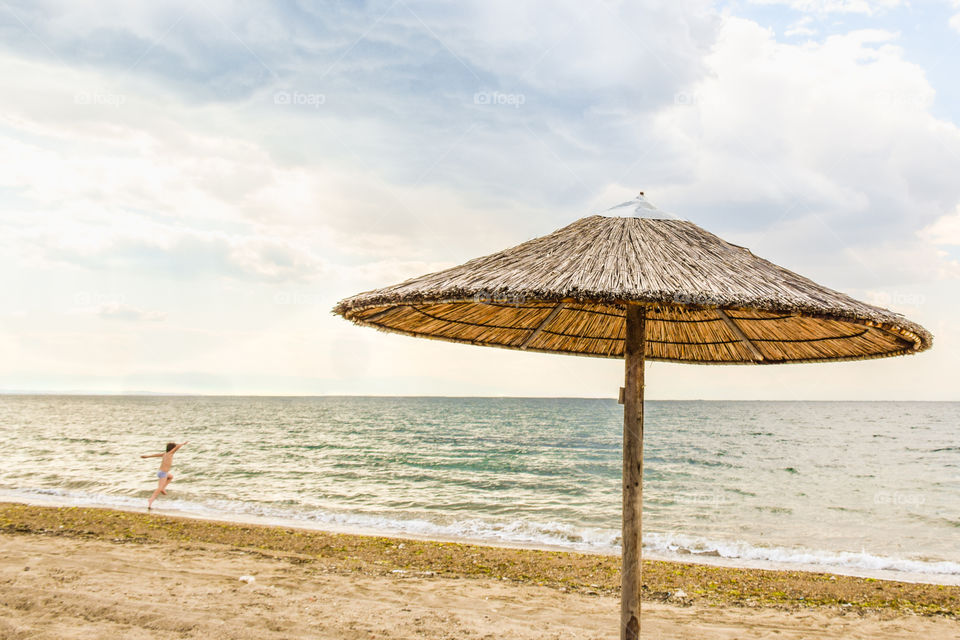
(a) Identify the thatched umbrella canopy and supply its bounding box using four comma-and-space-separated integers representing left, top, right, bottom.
333, 194, 932, 639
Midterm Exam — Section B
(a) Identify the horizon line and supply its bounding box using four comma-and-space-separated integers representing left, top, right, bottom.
0, 391, 955, 402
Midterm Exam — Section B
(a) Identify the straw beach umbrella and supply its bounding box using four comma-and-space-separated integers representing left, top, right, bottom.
333, 194, 932, 639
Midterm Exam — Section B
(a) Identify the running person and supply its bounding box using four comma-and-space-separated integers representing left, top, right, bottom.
141, 441, 188, 510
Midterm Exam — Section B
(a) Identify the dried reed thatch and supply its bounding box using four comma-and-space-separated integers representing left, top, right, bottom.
334, 196, 932, 364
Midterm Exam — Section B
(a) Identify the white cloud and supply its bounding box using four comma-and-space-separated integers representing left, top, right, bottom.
0, 0, 726, 218
0, 55, 336, 281
785, 16, 817, 37
747, 0, 903, 15
439, 1, 718, 95
61, 231, 327, 282
651, 18, 960, 287
0, 51, 576, 278
1, 3, 958, 398
920, 206, 960, 246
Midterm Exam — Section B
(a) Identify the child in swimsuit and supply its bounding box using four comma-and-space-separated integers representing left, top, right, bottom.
141, 441, 188, 510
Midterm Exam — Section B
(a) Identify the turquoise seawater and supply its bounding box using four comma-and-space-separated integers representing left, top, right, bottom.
2, 396, 958, 581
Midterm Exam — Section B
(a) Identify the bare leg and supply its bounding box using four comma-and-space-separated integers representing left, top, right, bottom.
161, 474, 173, 494
148, 479, 164, 509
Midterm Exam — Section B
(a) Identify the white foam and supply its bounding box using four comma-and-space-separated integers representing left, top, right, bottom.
642, 531, 960, 584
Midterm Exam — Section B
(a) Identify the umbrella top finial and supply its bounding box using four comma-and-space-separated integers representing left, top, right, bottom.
597, 192, 683, 221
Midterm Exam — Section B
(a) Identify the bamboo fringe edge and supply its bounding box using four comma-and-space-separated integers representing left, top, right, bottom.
338, 299, 925, 365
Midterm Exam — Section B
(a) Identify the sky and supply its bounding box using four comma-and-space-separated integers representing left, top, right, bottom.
1, 0, 958, 399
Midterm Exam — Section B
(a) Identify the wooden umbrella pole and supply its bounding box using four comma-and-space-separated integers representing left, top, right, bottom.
621, 303, 646, 639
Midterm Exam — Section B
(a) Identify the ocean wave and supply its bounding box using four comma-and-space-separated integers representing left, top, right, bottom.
642, 531, 960, 577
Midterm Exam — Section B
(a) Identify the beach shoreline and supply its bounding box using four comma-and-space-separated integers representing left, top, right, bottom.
4, 490, 957, 587
2, 503, 959, 639
2, 502, 958, 616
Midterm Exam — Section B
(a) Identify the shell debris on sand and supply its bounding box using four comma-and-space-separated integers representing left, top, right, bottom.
238, 575, 256, 584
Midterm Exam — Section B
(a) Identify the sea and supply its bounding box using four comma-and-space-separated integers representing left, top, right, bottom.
2, 395, 958, 584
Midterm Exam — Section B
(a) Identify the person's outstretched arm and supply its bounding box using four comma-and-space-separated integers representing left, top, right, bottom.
170, 441, 189, 453
140, 453, 164, 458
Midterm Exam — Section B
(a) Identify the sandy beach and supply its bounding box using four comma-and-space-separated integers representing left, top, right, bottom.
2, 504, 958, 639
